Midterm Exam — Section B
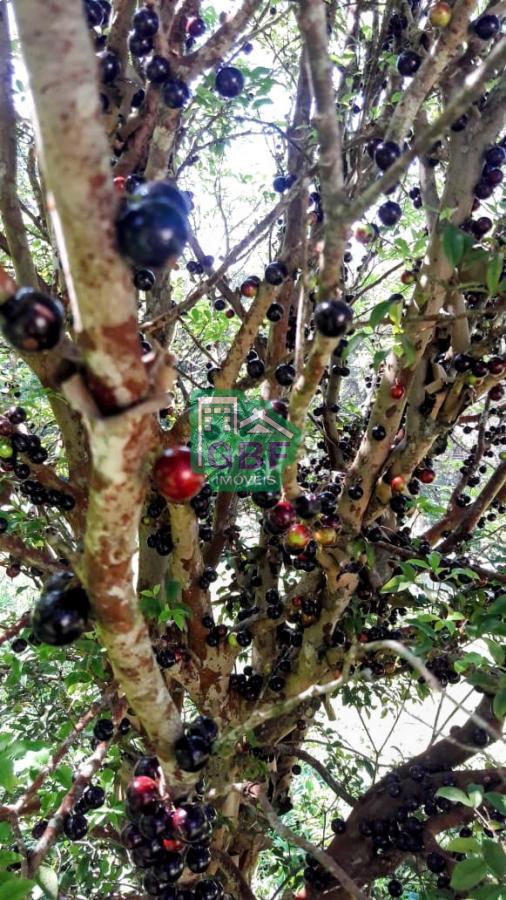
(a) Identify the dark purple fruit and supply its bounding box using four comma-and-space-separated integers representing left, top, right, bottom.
314, 299, 353, 337
266, 302, 284, 322
294, 493, 321, 518
174, 733, 210, 772
265, 261, 288, 285
273, 175, 286, 193
11, 637, 27, 653
473, 14, 500, 39
93, 718, 114, 741
194, 879, 223, 900
0, 288, 63, 352
163, 79, 190, 109
215, 66, 244, 98
397, 50, 421, 76
99, 51, 121, 83
156, 850, 185, 883
372, 424, 386, 440
427, 851, 446, 873
275, 363, 295, 386
387, 880, 403, 897
32, 573, 90, 646
116, 197, 188, 267
484, 145, 505, 167
186, 844, 211, 873
247, 358, 265, 379
83, 785, 105, 809
63, 813, 88, 841
378, 201, 402, 226
375, 141, 401, 170
146, 55, 171, 83
133, 6, 159, 35
134, 269, 156, 291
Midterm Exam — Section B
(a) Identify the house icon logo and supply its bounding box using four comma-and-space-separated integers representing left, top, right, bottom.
189, 390, 300, 492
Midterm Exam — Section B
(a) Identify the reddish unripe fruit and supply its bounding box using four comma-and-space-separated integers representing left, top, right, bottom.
401, 270, 415, 284
429, 1, 452, 26
313, 524, 337, 546
267, 500, 296, 533
358, 632, 369, 643
292, 595, 302, 607
390, 475, 406, 493
487, 357, 504, 376
390, 382, 405, 400
113, 176, 126, 194
285, 523, 311, 551
240, 277, 259, 298
126, 776, 159, 812
163, 837, 184, 852
419, 467, 436, 484
225, 309, 234, 318
355, 224, 375, 244
0, 416, 13, 436
171, 807, 188, 829
489, 384, 504, 401
153, 447, 205, 503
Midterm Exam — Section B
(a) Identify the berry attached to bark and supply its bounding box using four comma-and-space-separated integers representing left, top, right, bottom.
174, 732, 211, 772
314, 299, 353, 338
0, 288, 64, 352
32, 573, 90, 646
397, 50, 421, 76
153, 447, 205, 503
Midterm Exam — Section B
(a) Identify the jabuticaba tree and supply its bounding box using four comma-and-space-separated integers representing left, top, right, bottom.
0, 0, 505, 896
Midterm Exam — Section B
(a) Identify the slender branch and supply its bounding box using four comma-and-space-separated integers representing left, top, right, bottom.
26, 739, 110, 876
13, 0, 148, 408
273, 744, 355, 806
0, 1, 38, 287
296, 0, 346, 295
0, 612, 30, 647
214, 848, 259, 900
248, 789, 370, 900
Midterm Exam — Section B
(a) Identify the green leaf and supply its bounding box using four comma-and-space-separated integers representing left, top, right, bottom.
486, 792, 506, 816
484, 640, 505, 667
380, 575, 414, 593
442, 224, 467, 267
35, 866, 59, 899
435, 786, 472, 806
446, 837, 482, 853
0, 851, 22, 867
487, 253, 503, 295
450, 857, 488, 891
493, 682, 506, 718
53, 764, 73, 789
467, 784, 484, 809
482, 838, 506, 879
165, 580, 182, 604
0, 879, 35, 900
0, 756, 16, 791
471, 887, 505, 900
369, 297, 399, 328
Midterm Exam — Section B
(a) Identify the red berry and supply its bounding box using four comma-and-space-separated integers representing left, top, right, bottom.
390, 383, 405, 400
126, 776, 159, 813
113, 176, 126, 194
266, 500, 296, 534
285, 523, 311, 552
153, 447, 205, 503
390, 475, 406, 493
419, 467, 435, 484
